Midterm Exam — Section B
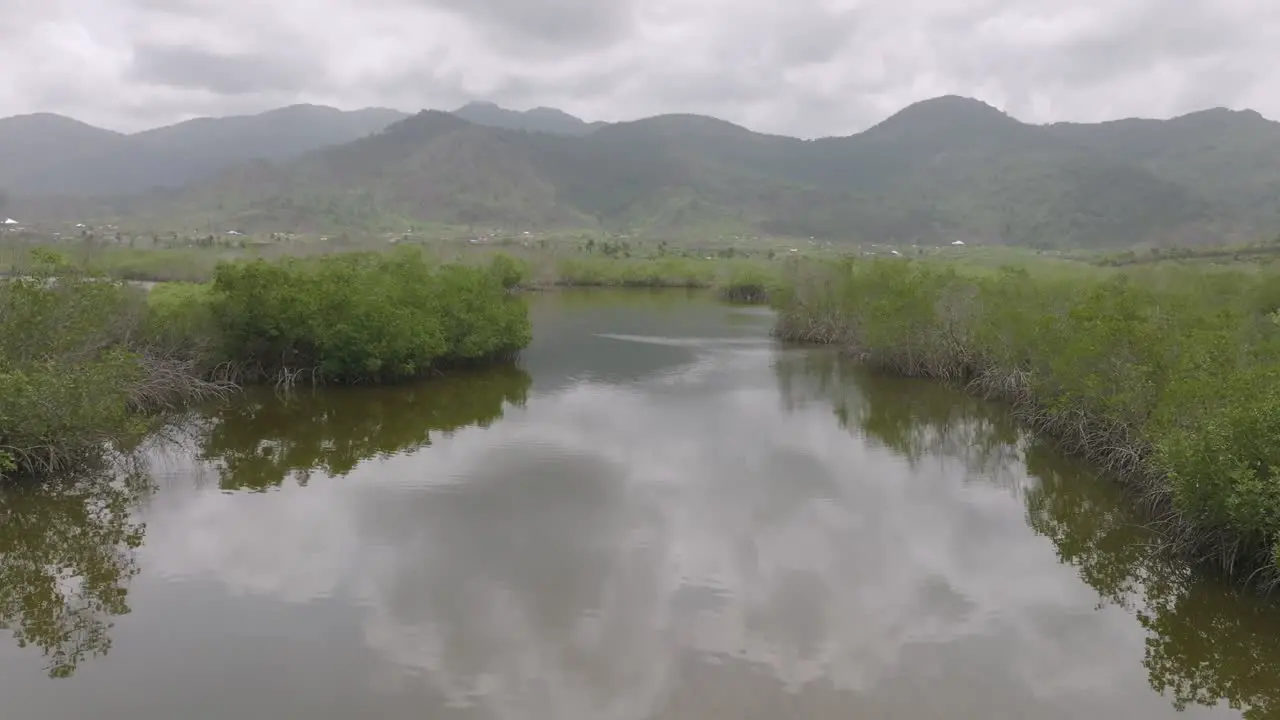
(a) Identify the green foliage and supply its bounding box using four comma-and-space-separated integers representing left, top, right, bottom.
553, 256, 735, 288
143, 282, 219, 358
0, 251, 232, 479
209, 251, 531, 383
0, 259, 152, 477
774, 258, 1280, 582
781, 349, 1280, 719
486, 252, 526, 290
719, 264, 778, 304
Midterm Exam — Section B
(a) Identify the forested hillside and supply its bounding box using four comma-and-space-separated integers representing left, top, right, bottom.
7, 96, 1279, 247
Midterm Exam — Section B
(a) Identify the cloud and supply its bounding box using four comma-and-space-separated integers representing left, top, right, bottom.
129, 45, 311, 95
417, 0, 639, 50
0, 0, 1277, 137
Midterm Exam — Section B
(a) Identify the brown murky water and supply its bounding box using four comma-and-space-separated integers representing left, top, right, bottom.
2, 289, 1280, 719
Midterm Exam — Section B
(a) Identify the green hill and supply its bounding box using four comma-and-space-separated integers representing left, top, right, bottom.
451, 101, 605, 136
10, 96, 1280, 248
0, 105, 410, 198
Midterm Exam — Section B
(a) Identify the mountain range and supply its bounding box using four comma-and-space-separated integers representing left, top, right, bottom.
3, 97, 1279, 248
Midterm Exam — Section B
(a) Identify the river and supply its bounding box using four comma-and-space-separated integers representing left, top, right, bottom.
2, 289, 1279, 719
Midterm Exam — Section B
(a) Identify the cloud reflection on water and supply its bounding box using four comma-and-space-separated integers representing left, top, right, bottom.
135, 340, 1195, 719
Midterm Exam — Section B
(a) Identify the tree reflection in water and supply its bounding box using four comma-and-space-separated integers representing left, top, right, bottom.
0, 465, 152, 678
775, 349, 1280, 719
193, 366, 532, 492
0, 366, 532, 680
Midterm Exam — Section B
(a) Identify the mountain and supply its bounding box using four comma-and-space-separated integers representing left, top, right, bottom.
1043, 108, 1280, 230
0, 114, 125, 194
0, 104, 409, 198
451, 101, 605, 136
12, 96, 1280, 248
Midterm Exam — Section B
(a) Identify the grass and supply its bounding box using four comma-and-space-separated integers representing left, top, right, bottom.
772, 256, 1280, 588
2, 235, 789, 302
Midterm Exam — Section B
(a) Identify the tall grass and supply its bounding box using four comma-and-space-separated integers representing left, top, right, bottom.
773, 258, 1280, 587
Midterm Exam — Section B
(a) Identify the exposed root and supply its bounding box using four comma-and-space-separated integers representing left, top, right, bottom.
127, 348, 239, 412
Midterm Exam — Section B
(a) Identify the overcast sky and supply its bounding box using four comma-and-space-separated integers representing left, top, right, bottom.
2, 0, 1277, 137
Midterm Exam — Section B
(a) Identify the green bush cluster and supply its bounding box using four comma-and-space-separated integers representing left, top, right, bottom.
719, 264, 778, 304
1, 249, 531, 479
774, 258, 1280, 583
209, 250, 531, 383
1, 256, 157, 476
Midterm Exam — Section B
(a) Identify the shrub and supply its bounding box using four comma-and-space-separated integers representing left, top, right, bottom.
719, 265, 776, 304
0, 254, 218, 478
773, 258, 1280, 584
487, 253, 526, 290
209, 251, 531, 384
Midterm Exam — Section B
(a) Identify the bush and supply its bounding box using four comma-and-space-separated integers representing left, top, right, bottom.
144, 283, 219, 355
486, 253, 526, 290
773, 258, 1280, 584
0, 254, 216, 478
209, 250, 531, 384
719, 265, 776, 304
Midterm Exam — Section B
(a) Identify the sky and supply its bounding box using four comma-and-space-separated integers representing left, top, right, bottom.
1, 0, 1278, 138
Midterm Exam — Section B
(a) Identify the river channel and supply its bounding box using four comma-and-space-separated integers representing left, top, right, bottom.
2, 289, 1279, 719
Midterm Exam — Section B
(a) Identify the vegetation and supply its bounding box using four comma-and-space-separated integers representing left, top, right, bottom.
776, 350, 1280, 719
718, 264, 778, 303
551, 256, 716, 288
0, 248, 531, 480
0, 252, 228, 478
9, 97, 1280, 247
1093, 234, 1280, 267
207, 251, 530, 384
773, 258, 1280, 585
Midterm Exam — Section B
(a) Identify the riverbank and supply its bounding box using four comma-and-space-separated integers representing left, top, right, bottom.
1, 249, 531, 480
772, 258, 1280, 587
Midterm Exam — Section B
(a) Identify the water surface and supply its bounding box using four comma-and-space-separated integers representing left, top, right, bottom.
2, 289, 1280, 719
